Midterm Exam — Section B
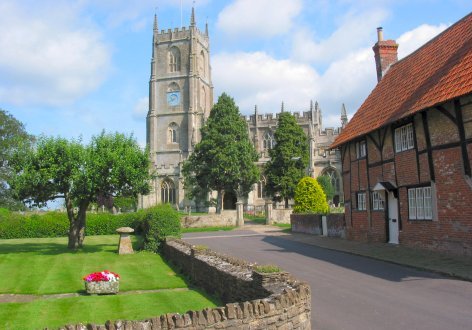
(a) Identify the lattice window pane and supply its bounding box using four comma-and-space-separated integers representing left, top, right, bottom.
416, 188, 424, 219
407, 124, 414, 149
424, 187, 432, 219
408, 189, 416, 219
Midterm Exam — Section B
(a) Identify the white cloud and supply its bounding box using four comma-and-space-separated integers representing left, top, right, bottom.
397, 23, 448, 59
133, 97, 149, 120
213, 51, 320, 114
291, 8, 388, 64
212, 48, 377, 126
0, 1, 111, 106
216, 0, 302, 38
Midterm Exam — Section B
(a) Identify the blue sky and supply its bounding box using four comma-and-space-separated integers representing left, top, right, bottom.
1, 0, 471, 147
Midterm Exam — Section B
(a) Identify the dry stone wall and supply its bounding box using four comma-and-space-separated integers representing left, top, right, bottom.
180, 211, 237, 228
54, 239, 311, 330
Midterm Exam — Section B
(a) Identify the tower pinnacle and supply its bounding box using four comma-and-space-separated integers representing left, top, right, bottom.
153, 13, 158, 32
190, 7, 196, 26
341, 103, 348, 128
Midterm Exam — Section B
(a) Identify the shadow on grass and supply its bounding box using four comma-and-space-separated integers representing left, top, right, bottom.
0, 242, 112, 255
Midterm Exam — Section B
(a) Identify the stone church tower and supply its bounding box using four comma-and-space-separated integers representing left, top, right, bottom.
140, 9, 213, 209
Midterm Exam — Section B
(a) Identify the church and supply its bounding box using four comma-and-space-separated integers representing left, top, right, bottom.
139, 10, 346, 210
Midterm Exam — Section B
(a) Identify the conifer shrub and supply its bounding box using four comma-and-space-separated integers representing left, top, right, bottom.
293, 176, 329, 214
141, 204, 181, 252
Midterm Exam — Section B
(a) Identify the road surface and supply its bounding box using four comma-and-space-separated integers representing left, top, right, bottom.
184, 229, 472, 330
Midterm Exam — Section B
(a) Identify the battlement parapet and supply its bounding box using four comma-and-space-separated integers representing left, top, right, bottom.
156, 26, 208, 44
319, 127, 342, 136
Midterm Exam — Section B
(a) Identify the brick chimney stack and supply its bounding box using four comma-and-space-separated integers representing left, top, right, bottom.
373, 27, 399, 82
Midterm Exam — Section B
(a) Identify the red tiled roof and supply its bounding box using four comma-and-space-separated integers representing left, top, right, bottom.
331, 12, 472, 148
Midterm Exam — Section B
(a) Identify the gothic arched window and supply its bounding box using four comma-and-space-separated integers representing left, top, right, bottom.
168, 47, 181, 73
161, 179, 176, 204
199, 50, 206, 77
257, 176, 267, 199
168, 123, 179, 144
322, 167, 340, 192
263, 131, 275, 151
168, 82, 180, 93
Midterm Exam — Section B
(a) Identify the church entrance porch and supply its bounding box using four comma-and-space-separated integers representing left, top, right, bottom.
223, 191, 237, 210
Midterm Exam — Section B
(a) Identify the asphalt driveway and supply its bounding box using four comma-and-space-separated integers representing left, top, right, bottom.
184, 229, 472, 330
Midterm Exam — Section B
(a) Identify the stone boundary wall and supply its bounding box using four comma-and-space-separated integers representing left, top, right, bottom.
291, 213, 346, 238
270, 208, 292, 224
55, 239, 311, 330
181, 210, 237, 228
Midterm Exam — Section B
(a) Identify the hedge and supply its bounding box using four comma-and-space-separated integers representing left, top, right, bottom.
0, 208, 150, 239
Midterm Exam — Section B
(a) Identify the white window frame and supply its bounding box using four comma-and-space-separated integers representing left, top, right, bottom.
372, 191, 385, 210
356, 140, 367, 159
408, 186, 433, 220
395, 123, 414, 152
357, 192, 366, 211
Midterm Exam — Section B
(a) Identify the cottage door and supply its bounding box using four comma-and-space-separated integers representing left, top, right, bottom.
388, 191, 399, 244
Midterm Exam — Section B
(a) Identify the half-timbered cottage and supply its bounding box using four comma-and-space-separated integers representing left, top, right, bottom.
331, 13, 472, 256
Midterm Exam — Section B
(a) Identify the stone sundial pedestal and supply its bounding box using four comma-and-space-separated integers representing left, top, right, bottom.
116, 227, 134, 255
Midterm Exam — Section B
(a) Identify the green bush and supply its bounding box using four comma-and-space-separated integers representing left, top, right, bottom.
0, 209, 146, 239
0, 211, 69, 239
142, 204, 181, 252
293, 176, 329, 214
86, 211, 144, 235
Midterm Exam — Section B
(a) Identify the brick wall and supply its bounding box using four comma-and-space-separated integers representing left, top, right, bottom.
55, 239, 311, 330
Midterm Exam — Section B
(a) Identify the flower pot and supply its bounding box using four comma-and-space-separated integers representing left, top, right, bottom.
85, 280, 119, 294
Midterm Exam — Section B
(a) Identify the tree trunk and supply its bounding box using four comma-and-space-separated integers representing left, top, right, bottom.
216, 190, 224, 214
65, 196, 89, 249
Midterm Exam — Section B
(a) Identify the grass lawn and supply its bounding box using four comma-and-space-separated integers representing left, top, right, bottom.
274, 223, 291, 228
1, 290, 216, 329
0, 235, 218, 329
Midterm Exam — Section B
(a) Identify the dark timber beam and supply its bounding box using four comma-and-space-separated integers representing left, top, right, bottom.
367, 132, 381, 151
421, 111, 435, 181
436, 105, 457, 125
454, 99, 471, 177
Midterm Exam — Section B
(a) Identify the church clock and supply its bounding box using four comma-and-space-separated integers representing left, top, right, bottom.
167, 91, 180, 106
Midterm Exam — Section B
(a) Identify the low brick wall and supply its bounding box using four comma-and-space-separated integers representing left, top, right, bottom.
181, 210, 237, 228
291, 213, 346, 238
56, 239, 311, 330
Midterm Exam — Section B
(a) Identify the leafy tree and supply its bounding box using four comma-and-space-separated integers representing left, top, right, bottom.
182, 93, 259, 213
113, 196, 137, 212
265, 112, 309, 208
294, 176, 329, 214
317, 175, 335, 202
0, 109, 33, 210
9, 132, 151, 249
